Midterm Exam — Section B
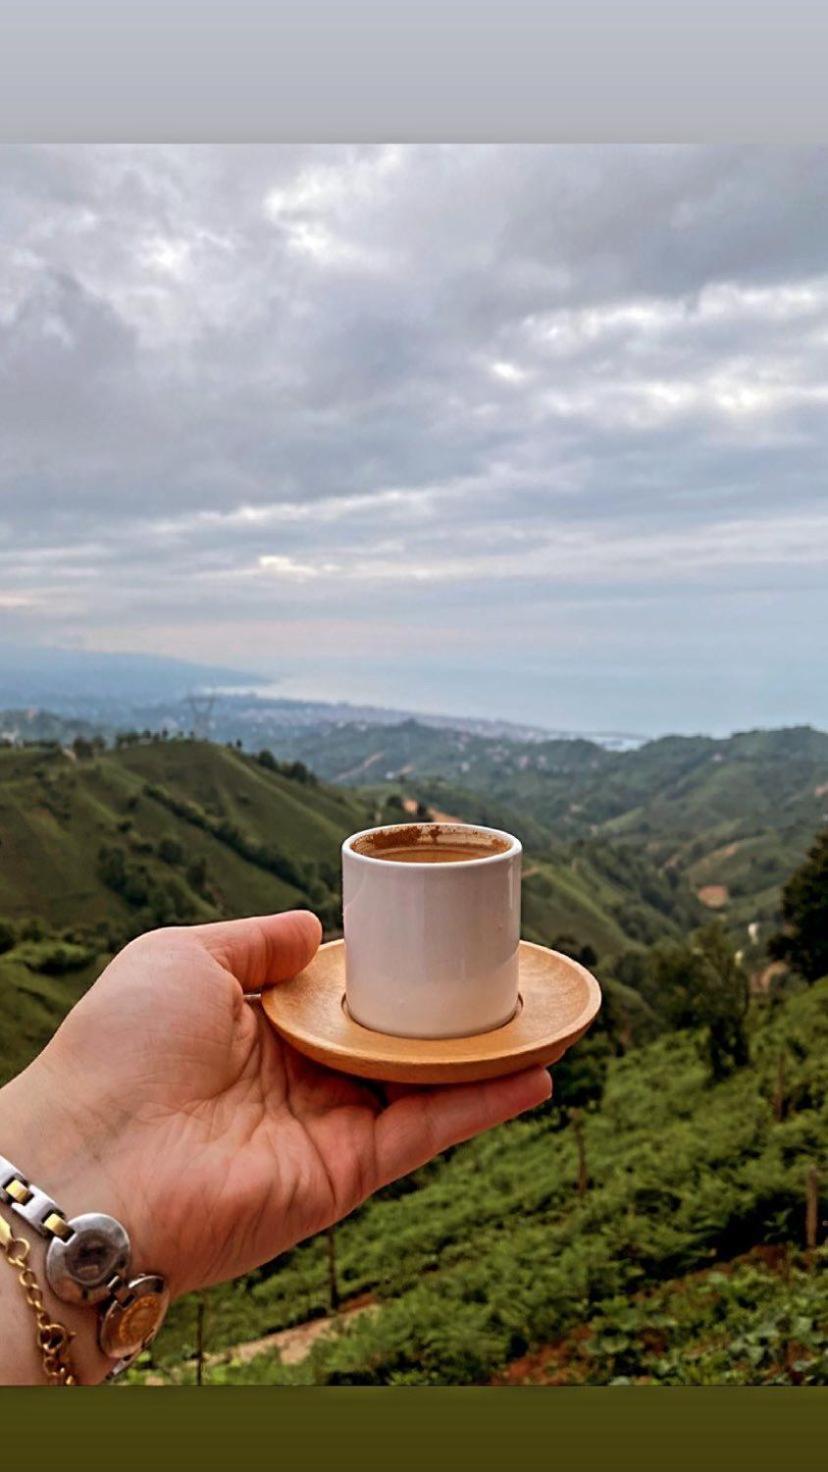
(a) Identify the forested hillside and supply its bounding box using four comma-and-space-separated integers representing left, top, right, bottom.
133, 979, 828, 1386
355, 723, 828, 956
0, 740, 369, 1080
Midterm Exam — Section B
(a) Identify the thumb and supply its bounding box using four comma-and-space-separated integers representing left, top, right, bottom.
196, 910, 323, 992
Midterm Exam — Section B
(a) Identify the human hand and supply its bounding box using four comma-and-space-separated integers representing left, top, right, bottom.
0, 912, 551, 1381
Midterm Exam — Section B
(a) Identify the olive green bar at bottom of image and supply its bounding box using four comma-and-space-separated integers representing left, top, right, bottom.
2, 1386, 826, 1472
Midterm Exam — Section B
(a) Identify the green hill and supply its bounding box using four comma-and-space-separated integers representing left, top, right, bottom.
521, 840, 700, 958
5, 716, 825, 962
266, 716, 610, 793
266, 718, 828, 850
0, 739, 370, 931
0, 740, 373, 1081
292, 722, 828, 953
0, 737, 703, 1082
0, 945, 103, 1089
133, 978, 828, 1386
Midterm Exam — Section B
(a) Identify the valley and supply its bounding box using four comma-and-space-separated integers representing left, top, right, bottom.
0, 716, 825, 1386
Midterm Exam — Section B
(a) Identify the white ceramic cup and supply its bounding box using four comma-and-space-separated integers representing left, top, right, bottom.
342, 821, 522, 1039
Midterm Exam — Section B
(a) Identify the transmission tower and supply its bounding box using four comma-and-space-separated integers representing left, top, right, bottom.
186, 692, 216, 741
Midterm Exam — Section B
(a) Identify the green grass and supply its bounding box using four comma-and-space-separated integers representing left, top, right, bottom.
496, 1251, 827, 1385
0, 948, 103, 1081
166, 1252, 825, 1387
129, 979, 828, 1387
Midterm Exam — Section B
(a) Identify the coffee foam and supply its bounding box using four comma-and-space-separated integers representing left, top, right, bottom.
351, 823, 511, 861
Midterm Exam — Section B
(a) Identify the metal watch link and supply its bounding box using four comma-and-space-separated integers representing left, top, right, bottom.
0, 1151, 169, 1377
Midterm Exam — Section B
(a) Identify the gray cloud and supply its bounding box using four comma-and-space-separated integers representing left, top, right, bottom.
0, 144, 826, 732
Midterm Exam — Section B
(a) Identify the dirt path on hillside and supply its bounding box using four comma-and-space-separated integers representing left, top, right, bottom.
207, 1298, 377, 1370
697, 884, 729, 909
334, 751, 385, 782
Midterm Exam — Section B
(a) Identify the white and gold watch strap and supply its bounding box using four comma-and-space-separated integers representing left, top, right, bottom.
0, 1152, 74, 1241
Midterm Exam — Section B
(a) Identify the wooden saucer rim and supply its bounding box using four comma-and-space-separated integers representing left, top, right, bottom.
261, 939, 602, 1084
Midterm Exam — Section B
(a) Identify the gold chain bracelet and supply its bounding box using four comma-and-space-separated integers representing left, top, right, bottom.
1, 1151, 170, 1380
0, 1212, 77, 1385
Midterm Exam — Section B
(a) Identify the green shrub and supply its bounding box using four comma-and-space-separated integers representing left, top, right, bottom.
23, 941, 95, 975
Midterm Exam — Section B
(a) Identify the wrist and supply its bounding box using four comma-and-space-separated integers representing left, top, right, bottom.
0, 1065, 171, 1384
0, 1055, 165, 1274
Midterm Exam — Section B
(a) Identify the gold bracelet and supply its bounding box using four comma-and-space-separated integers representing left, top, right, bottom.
0, 1212, 77, 1385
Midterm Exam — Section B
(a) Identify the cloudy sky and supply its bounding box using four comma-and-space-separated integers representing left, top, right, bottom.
1, 144, 827, 734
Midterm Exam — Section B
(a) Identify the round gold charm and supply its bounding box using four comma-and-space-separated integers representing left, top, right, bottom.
99, 1275, 170, 1359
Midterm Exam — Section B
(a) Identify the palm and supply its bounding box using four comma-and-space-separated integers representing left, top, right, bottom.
29, 913, 551, 1299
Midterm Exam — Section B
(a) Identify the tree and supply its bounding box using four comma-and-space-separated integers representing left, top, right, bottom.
195, 1294, 207, 1385
572, 1110, 589, 1195
186, 857, 210, 896
769, 831, 828, 983
158, 836, 184, 865
608, 949, 664, 1050
19, 916, 45, 942
98, 844, 128, 893
548, 1032, 610, 1122
284, 760, 315, 785
35, 942, 94, 976
551, 934, 598, 969
325, 1226, 340, 1313
646, 940, 702, 1029
648, 926, 749, 1081
693, 926, 750, 1080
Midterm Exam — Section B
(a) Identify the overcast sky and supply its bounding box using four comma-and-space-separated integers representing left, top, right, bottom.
1, 144, 827, 734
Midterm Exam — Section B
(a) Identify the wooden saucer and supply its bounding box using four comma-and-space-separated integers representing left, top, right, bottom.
262, 940, 601, 1085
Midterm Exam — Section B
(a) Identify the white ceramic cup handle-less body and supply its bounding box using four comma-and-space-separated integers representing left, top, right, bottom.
342, 823, 522, 1039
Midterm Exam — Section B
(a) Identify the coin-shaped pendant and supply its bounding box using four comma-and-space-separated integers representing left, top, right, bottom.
45, 1213, 131, 1305
99, 1275, 170, 1359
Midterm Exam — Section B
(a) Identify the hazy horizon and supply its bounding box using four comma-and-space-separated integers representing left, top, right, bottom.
0, 639, 825, 741
2, 145, 827, 735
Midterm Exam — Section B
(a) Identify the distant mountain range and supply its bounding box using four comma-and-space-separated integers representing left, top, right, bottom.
0, 644, 260, 709
0, 644, 644, 749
